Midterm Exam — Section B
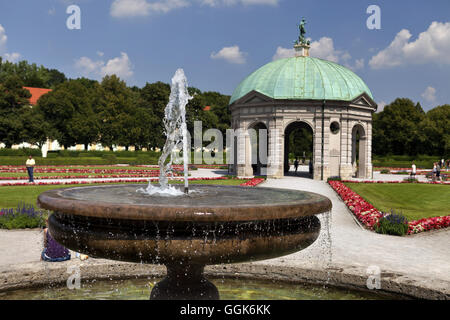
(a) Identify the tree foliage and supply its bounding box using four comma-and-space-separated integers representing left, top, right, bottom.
373, 99, 449, 157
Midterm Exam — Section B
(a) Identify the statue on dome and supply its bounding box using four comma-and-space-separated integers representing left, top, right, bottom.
295, 18, 310, 46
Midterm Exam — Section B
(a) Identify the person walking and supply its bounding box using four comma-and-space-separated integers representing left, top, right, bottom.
411, 161, 416, 179
294, 157, 299, 174
26, 155, 35, 183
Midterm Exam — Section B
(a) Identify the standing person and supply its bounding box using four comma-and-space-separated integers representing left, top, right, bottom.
26, 155, 35, 183
294, 157, 299, 174
436, 162, 441, 182
411, 161, 416, 179
432, 162, 437, 182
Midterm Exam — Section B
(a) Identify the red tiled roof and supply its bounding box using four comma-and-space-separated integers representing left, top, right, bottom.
23, 87, 52, 105
203, 106, 211, 111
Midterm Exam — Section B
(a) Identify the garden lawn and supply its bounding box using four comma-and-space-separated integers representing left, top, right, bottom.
0, 179, 248, 208
344, 183, 450, 221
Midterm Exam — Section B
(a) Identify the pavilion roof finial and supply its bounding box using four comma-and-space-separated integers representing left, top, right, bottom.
294, 18, 311, 57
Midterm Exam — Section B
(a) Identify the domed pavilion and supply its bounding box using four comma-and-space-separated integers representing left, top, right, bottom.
229, 22, 377, 180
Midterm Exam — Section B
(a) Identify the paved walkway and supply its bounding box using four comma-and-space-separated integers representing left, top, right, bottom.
257, 176, 450, 282
0, 170, 448, 289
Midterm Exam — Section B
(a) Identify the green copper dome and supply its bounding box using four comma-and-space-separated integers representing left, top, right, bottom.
229, 56, 373, 105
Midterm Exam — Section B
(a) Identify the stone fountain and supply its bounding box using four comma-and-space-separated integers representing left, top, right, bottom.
37, 69, 332, 300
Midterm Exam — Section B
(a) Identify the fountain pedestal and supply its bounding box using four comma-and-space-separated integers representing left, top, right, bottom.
38, 184, 331, 300
151, 263, 219, 300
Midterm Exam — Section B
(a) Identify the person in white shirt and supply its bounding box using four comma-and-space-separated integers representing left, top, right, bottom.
26, 155, 35, 183
411, 161, 416, 178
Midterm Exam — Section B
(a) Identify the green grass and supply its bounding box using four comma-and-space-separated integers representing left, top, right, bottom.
0, 179, 248, 208
344, 183, 450, 221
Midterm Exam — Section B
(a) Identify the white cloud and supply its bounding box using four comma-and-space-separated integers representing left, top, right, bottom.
369, 21, 450, 69
0, 24, 8, 51
0, 24, 21, 63
110, 0, 190, 17
111, 0, 278, 17
272, 46, 295, 60
75, 56, 104, 75
202, 0, 279, 5
75, 52, 134, 79
3, 52, 21, 63
272, 37, 365, 70
421, 86, 437, 103
376, 101, 387, 113
101, 52, 134, 78
211, 45, 247, 64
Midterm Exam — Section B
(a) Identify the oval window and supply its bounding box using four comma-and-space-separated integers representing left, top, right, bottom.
330, 122, 340, 134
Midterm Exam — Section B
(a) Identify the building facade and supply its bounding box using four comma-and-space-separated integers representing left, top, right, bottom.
229, 42, 377, 180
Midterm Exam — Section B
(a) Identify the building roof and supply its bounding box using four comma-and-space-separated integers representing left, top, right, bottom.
23, 87, 52, 105
203, 106, 211, 111
229, 56, 373, 105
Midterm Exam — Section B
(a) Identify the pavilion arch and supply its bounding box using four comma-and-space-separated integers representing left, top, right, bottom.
351, 123, 367, 178
248, 121, 269, 176
283, 121, 314, 175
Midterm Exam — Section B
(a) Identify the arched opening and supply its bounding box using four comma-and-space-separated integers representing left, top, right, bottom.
352, 124, 366, 178
249, 122, 268, 176
284, 121, 313, 177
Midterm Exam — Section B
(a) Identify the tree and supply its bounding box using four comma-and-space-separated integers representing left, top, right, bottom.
0, 75, 32, 147
139, 81, 170, 150
97, 75, 137, 150
372, 98, 425, 155
422, 105, 450, 157
37, 79, 100, 149
0, 58, 67, 89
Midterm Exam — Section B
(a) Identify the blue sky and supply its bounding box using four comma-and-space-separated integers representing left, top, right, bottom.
0, 0, 449, 111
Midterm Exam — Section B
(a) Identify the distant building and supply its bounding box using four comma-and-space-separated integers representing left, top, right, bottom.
23, 87, 52, 106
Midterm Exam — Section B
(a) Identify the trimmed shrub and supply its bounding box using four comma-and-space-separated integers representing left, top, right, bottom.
374, 211, 409, 236
101, 154, 117, 164
327, 176, 341, 182
380, 169, 390, 174
0, 148, 41, 157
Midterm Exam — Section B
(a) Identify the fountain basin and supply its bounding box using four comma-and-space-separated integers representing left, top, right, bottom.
37, 184, 332, 299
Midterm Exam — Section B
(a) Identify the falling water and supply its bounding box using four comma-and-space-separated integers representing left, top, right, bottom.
138, 69, 192, 196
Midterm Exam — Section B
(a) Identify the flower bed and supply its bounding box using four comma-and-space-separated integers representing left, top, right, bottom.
328, 180, 450, 235
0, 174, 160, 181
239, 178, 265, 187
328, 181, 382, 230
0, 176, 265, 188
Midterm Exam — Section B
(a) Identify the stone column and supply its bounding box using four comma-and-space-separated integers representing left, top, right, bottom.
266, 117, 284, 178
340, 115, 353, 179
